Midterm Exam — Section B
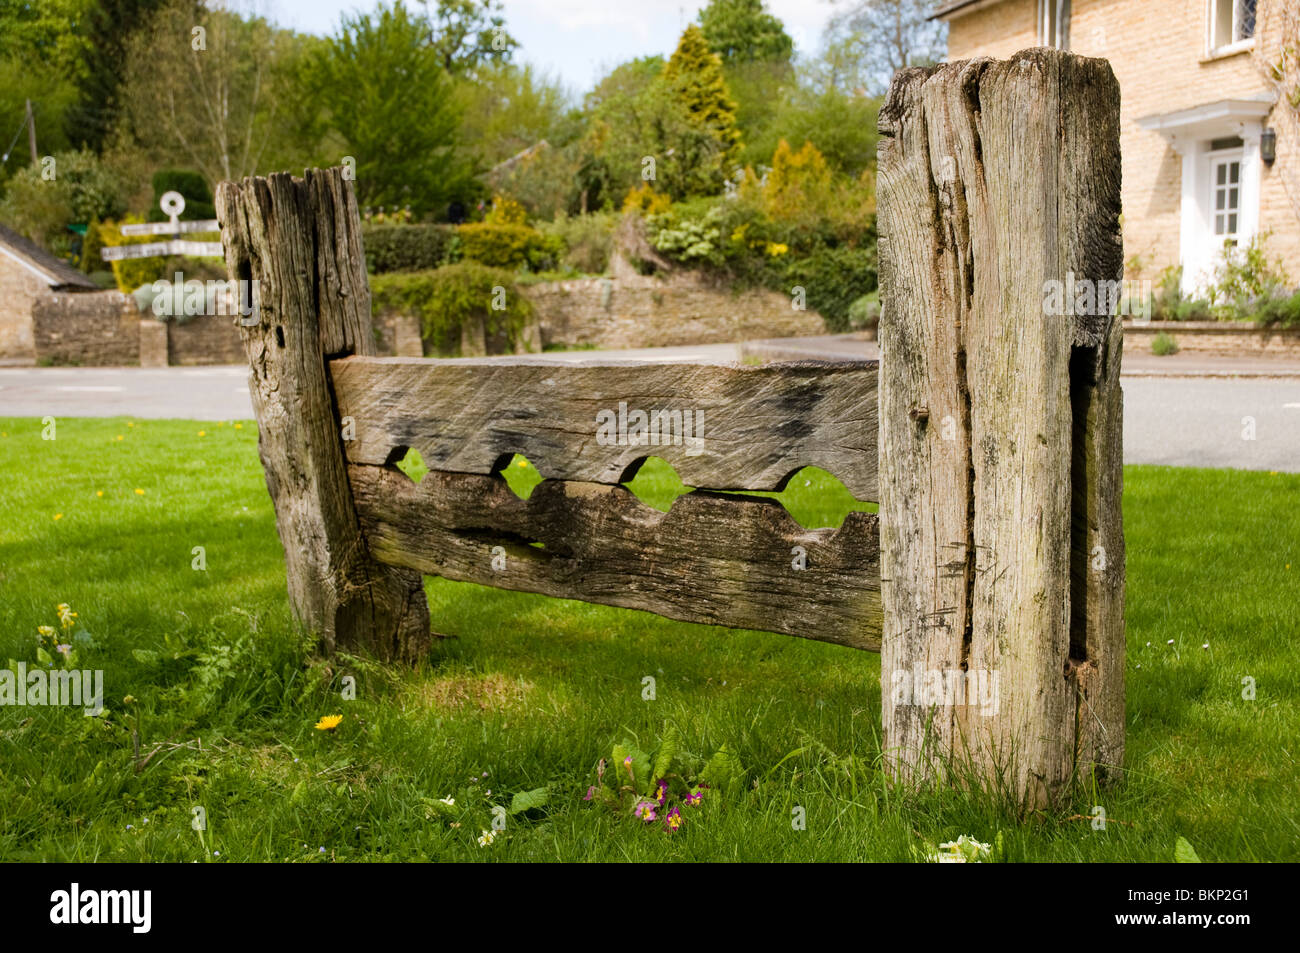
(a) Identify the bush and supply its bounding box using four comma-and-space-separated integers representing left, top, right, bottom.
782, 241, 878, 332
96, 215, 168, 292
1208, 235, 1290, 315
1151, 332, 1179, 356
1254, 289, 1300, 329
539, 212, 616, 274
370, 263, 534, 356
647, 205, 726, 265
1174, 298, 1212, 321
484, 194, 528, 226
848, 292, 880, 332
622, 183, 672, 216
362, 223, 455, 273
0, 149, 126, 255
456, 222, 561, 271
149, 170, 215, 221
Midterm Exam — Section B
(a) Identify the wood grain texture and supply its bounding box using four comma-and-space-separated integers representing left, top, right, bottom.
877, 49, 1125, 808
216, 168, 431, 662
330, 357, 880, 500
350, 464, 883, 650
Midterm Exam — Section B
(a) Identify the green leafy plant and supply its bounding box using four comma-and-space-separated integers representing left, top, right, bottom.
421, 780, 549, 849
583, 725, 743, 832
1151, 332, 1179, 356
31, 602, 93, 670
648, 204, 726, 264
1174, 836, 1202, 863
1253, 289, 1300, 329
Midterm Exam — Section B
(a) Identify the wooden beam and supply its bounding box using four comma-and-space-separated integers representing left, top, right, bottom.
331, 357, 880, 500
215, 168, 431, 662
349, 464, 883, 651
877, 50, 1125, 808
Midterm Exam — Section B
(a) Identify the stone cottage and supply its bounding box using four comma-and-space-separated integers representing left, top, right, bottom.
0, 222, 101, 363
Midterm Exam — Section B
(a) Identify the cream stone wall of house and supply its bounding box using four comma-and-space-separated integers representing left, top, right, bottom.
0, 251, 47, 360
943, 0, 1300, 293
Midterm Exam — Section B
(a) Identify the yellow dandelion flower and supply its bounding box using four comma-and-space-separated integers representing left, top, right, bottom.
96, 491, 103, 497
127, 422, 134, 428
517, 460, 527, 468
198, 430, 206, 437
54, 513, 63, 520
315, 714, 344, 731
134, 488, 145, 495
116, 435, 124, 441
234, 423, 243, 430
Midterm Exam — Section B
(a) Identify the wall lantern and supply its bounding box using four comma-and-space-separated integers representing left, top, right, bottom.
1261, 127, 1277, 165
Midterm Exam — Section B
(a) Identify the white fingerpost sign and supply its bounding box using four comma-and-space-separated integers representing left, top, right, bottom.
101, 191, 224, 261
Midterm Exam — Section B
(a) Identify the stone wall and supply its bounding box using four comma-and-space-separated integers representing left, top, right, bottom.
32, 291, 138, 366
167, 313, 246, 366
372, 310, 424, 357
1124, 320, 1300, 357
520, 272, 826, 351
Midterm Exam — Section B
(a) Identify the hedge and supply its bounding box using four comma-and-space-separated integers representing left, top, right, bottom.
370, 263, 534, 356
362, 223, 456, 274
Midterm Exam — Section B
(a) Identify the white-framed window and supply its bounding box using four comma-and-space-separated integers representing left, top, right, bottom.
1208, 0, 1257, 53
1039, 0, 1071, 50
1208, 140, 1244, 242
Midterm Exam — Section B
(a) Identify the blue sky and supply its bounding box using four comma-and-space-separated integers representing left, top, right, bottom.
267, 0, 845, 98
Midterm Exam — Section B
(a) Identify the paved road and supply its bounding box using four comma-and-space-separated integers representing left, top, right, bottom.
2, 354, 1298, 472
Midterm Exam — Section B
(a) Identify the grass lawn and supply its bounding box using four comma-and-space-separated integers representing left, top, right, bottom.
1, 415, 1296, 862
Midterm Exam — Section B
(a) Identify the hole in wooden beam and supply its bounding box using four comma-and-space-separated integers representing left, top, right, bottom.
388, 446, 428, 484
493, 453, 544, 501
720, 466, 877, 530
620, 456, 692, 512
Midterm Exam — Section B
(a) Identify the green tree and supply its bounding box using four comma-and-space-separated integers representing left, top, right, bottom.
64, 0, 172, 152
312, 1, 474, 216
698, 0, 792, 66
456, 63, 570, 168
117, 0, 296, 184
659, 25, 742, 196
0, 0, 90, 74
744, 82, 880, 179
416, 0, 517, 74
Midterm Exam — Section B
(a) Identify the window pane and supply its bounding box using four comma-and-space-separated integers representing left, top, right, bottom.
1216, 191, 1225, 210
1216, 214, 1225, 234
1239, 0, 1257, 40
1215, 0, 1233, 47
1229, 187, 1238, 208
1229, 162, 1239, 184
1228, 213, 1237, 233
1217, 164, 1227, 185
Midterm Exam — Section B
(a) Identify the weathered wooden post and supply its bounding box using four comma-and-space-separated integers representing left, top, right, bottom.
215, 169, 431, 661
877, 49, 1126, 808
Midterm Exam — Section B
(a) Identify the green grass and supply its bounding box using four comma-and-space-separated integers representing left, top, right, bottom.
0, 416, 1297, 862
